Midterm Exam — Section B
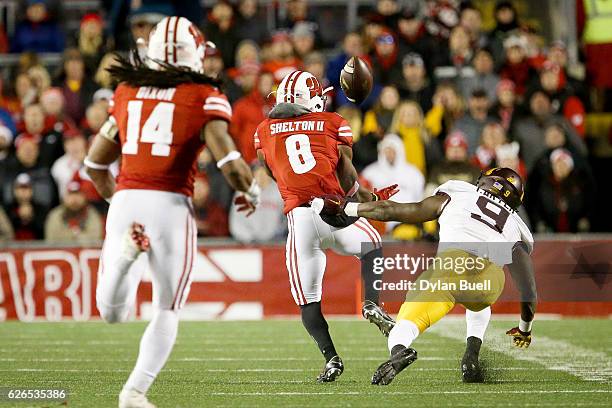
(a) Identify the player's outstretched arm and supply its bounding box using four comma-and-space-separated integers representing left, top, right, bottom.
350, 195, 448, 223
203, 120, 259, 214
506, 243, 537, 348
85, 124, 121, 201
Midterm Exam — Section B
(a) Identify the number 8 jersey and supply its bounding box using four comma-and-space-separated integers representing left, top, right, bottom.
254, 111, 353, 214
109, 82, 232, 197
434, 180, 534, 265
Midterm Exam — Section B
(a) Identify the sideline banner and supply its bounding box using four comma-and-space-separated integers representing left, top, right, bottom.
0, 242, 611, 321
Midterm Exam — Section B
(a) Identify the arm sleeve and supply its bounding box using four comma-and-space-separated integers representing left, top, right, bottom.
203, 89, 232, 124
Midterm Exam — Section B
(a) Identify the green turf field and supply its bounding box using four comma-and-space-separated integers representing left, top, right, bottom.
0, 318, 610, 407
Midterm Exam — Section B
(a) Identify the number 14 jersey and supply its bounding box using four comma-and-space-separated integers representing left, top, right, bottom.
254, 111, 353, 214
110, 82, 232, 197
435, 180, 534, 265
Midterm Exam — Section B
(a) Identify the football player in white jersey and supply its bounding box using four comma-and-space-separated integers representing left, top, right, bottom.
312, 167, 537, 385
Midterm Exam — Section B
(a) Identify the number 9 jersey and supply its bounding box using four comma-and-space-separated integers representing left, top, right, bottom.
434, 180, 534, 266
254, 111, 353, 214
109, 82, 232, 197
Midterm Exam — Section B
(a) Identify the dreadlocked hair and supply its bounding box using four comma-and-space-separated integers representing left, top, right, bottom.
106, 51, 221, 89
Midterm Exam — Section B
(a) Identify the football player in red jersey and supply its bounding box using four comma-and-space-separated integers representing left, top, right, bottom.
84, 17, 258, 408
254, 70, 398, 382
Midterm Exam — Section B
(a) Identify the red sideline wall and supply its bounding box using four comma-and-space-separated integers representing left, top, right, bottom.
0, 242, 611, 321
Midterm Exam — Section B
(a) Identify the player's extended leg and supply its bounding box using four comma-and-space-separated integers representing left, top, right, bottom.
460, 306, 491, 383
371, 299, 455, 385
120, 192, 196, 408
287, 208, 343, 382
331, 218, 395, 336
96, 194, 151, 324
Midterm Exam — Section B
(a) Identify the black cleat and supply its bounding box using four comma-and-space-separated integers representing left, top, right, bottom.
461, 353, 484, 383
362, 300, 396, 337
371, 347, 417, 385
317, 355, 344, 383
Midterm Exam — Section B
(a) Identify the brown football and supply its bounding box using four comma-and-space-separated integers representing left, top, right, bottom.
340, 56, 373, 104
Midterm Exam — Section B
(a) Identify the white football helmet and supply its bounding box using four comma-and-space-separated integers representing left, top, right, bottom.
276, 70, 329, 112
145, 16, 205, 73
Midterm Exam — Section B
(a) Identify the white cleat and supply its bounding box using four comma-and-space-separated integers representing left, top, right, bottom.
121, 223, 151, 260
118, 388, 156, 408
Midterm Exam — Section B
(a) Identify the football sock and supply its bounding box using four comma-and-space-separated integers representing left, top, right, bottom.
124, 309, 179, 394
360, 247, 382, 304
388, 320, 420, 353
300, 302, 338, 362
466, 306, 491, 341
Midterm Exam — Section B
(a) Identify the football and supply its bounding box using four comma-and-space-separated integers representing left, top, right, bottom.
340, 56, 373, 104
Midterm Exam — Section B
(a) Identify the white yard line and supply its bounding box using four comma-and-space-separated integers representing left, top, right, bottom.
207, 390, 611, 396
428, 320, 612, 382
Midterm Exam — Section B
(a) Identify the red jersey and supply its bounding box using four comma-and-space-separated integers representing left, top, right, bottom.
110, 82, 232, 196
254, 111, 353, 213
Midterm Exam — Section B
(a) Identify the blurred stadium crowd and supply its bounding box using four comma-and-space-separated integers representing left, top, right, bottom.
0, 0, 609, 244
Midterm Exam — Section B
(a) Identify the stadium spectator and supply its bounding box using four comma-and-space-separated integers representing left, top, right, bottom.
527, 148, 594, 233
11, 0, 65, 53
44, 180, 103, 243
437, 25, 474, 71
27, 65, 51, 98
261, 31, 300, 83
51, 130, 87, 198
424, 82, 464, 139
472, 121, 507, 170
14, 72, 37, 110
396, 7, 438, 72
192, 173, 229, 237
82, 102, 108, 138
395, 53, 435, 113
368, 30, 400, 85
278, 0, 317, 32
77, 13, 105, 73
0, 206, 14, 241
495, 141, 526, 180
499, 34, 534, 98
512, 91, 586, 172
109, 3, 168, 51
6, 173, 46, 240
451, 88, 491, 155
389, 101, 432, 175
490, 79, 518, 131
230, 71, 275, 164
3, 134, 56, 210
55, 49, 97, 125
533, 61, 586, 137
361, 133, 424, 238
547, 40, 588, 106
488, 0, 520, 66
355, 85, 400, 170
422, 0, 460, 41
460, 2, 487, 49
236, 0, 267, 44
229, 167, 286, 243
577, 0, 612, 111
204, 0, 240, 69
202, 46, 225, 80
457, 48, 499, 102
40, 87, 77, 135
291, 22, 316, 61
20, 104, 63, 168
425, 130, 480, 195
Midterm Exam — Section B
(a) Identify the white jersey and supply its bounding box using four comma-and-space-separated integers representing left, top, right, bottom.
434, 180, 533, 266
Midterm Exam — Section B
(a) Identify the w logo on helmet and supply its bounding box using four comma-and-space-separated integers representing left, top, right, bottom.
306, 76, 322, 98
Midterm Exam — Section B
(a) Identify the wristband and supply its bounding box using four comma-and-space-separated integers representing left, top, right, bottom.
217, 151, 242, 168
519, 318, 533, 333
84, 158, 110, 170
347, 181, 359, 197
344, 202, 359, 217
